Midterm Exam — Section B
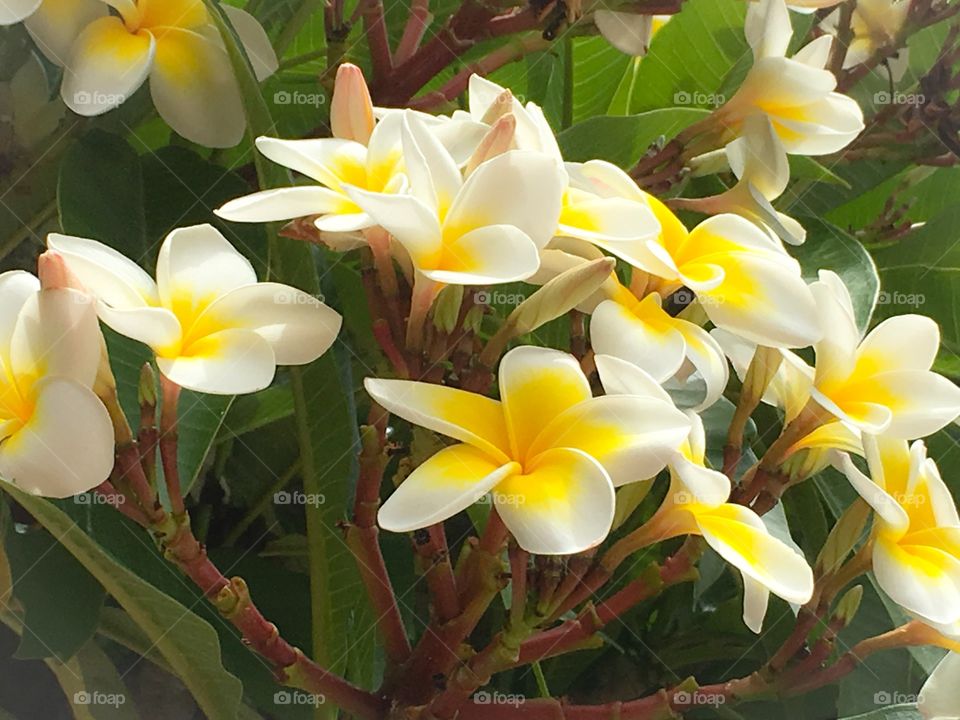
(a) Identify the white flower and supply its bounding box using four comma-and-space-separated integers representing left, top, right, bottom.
921, 652, 960, 720
48, 224, 342, 395
594, 10, 670, 56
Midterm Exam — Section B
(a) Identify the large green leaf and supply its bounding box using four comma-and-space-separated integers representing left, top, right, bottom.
4, 489, 244, 720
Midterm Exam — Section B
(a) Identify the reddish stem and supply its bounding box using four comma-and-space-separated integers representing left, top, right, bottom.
159, 375, 184, 516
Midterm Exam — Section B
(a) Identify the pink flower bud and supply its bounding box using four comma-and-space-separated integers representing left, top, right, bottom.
330, 63, 375, 145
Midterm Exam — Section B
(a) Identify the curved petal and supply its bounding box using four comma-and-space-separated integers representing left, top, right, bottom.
444, 150, 565, 250
156, 224, 257, 310
255, 136, 364, 188
62, 16, 154, 116
216, 186, 348, 223
149, 26, 245, 147
595, 354, 673, 403
344, 186, 442, 268
530, 394, 692, 485
773, 92, 864, 155
834, 450, 910, 532
313, 212, 376, 233
920, 653, 960, 720
156, 328, 276, 395
675, 319, 729, 411
841, 370, 960, 440
559, 196, 661, 248
858, 314, 939, 373
96, 303, 182, 356
697, 503, 815, 605
378, 445, 518, 532
594, 10, 654, 56
221, 5, 278, 81
0, 271, 41, 359
47, 233, 159, 308
423, 225, 540, 285
192, 282, 341, 365
745, 0, 792, 59
402, 110, 462, 215
873, 536, 960, 626
0, 0, 40, 24
11, 289, 101, 386
742, 574, 772, 633
590, 299, 686, 383
495, 447, 615, 555
498, 346, 592, 460
23, 0, 107, 66
364, 378, 511, 462
0, 378, 114, 498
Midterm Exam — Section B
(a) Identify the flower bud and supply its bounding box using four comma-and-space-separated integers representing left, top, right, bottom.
330, 63, 374, 145
464, 114, 517, 176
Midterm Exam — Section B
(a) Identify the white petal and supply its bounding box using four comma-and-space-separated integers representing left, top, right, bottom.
745, 0, 792, 59
221, 5, 278, 81
378, 445, 518, 532
156, 224, 257, 309
858, 314, 939, 372
920, 653, 960, 720
773, 93, 865, 155
0, 378, 114, 498
495, 447, 615, 555
313, 212, 376, 233
444, 150, 565, 250
873, 537, 960, 626
62, 16, 155, 116
255, 136, 363, 187
156, 328, 276, 395
594, 10, 654, 56
793, 34, 833, 69
96, 303, 182, 355
726, 114, 789, 199
149, 27, 245, 147
401, 110, 462, 214
742, 574, 772, 633
595, 353, 673, 403
0, 271, 40, 359
216, 186, 347, 223
591, 299, 686, 383
869, 370, 960, 440
421, 224, 541, 285
47, 233, 159, 308
344, 186, 442, 268
193, 282, 341, 365
675, 319, 729, 411
834, 450, 909, 532
0, 0, 40, 24
23, 0, 107, 66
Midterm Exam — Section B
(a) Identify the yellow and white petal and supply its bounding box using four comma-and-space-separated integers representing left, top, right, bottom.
498, 346, 592, 459
96, 303, 182, 356
920, 653, 960, 720
0, 271, 40, 356
774, 93, 865, 156
0, 377, 113, 498
444, 150, 565, 251
858, 315, 939, 373
10, 288, 101, 387
216, 186, 347, 223
424, 225, 541, 285
742, 574, 772, 633
401, 110, 462, 215
157, 327, 276, 394
255, 136, 363, 188
364, 378, 511, 462
591, 299, 686, 384
696, 503, 815, 605
915, 456, 960, 528
23, 0, 107, 66
495, 447, 615, 555
790, 421, 861, 455
670, 457, 731, 509
873, 536, 960, 626
62, 16, 154, 116
595, 354, 673, 403
0, 0, 40, 24
558, 196, 662, 264
47, 233, 159, 308
378, 444, 519, 532
834, 450, 910, 532
846, 370, 960, 440
137, 0, 207, 30
594, 10, 654, 56
726, 114, 789, 200
745, 0, 793, 60
733, 56, 837, 110
530, 394, 691, 485
156, 224, 257, 310
192, 282, 341, 365
313, 212, 376, 233
221, 5, 277, 82
675, 318, 729, 411
344, 186, 442, 268
149, 27, 245, 147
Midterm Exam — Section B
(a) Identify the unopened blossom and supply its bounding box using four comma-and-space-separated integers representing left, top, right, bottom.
597, 354, 815, 631
810, 270, 960, 437
467, 74, 562, 157
836, 436, 960, 634
38, 0, 279, 147
594, 10, 670, 56
921, 653, 960, 720
346, 111, 566, 286
716, 0, 864, 155
48, 224, 342, 395
0, 270, 114, 497
367, 346, 691, 555
329, 63, 375, 145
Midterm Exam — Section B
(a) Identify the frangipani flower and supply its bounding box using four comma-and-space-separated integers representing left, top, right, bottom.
810, 270, 960, 438
366, 345, 692, 554
0, 270, 114, 497
836, 436, 960, 633
555, 160, 821, 348
717, 0, 864, 155
56, 0, 277, 147
921, 653, 960, 720
47, 224, 342, 395
824, 0, 910, 71
596, 354, 815, 631
0, 0, 104, 64
679, 115, 806, 245
467, 74, 562, 158
346, 112, 566, 286
593, 10, 670, 56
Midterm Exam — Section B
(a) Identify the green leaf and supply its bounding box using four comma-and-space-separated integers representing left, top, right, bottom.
4, 489, 244, 720
45, 639, 141, 720
6, 525, 105, 660
839, 707, 921, 720
570, 37, 632, 124
558, 107, 709, 167
788, 156, 852, 188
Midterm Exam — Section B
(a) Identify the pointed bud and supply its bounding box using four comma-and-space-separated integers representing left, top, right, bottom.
833, 585, 863, 629
432, 284, 464, 334
741, 345, 783, 407
139, 363, 157, 413
480, 89, 515, 125
37, 250, 80, 291
331, 63, 375, 145
816, 498, 871, 577
465, 114, 517, 176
